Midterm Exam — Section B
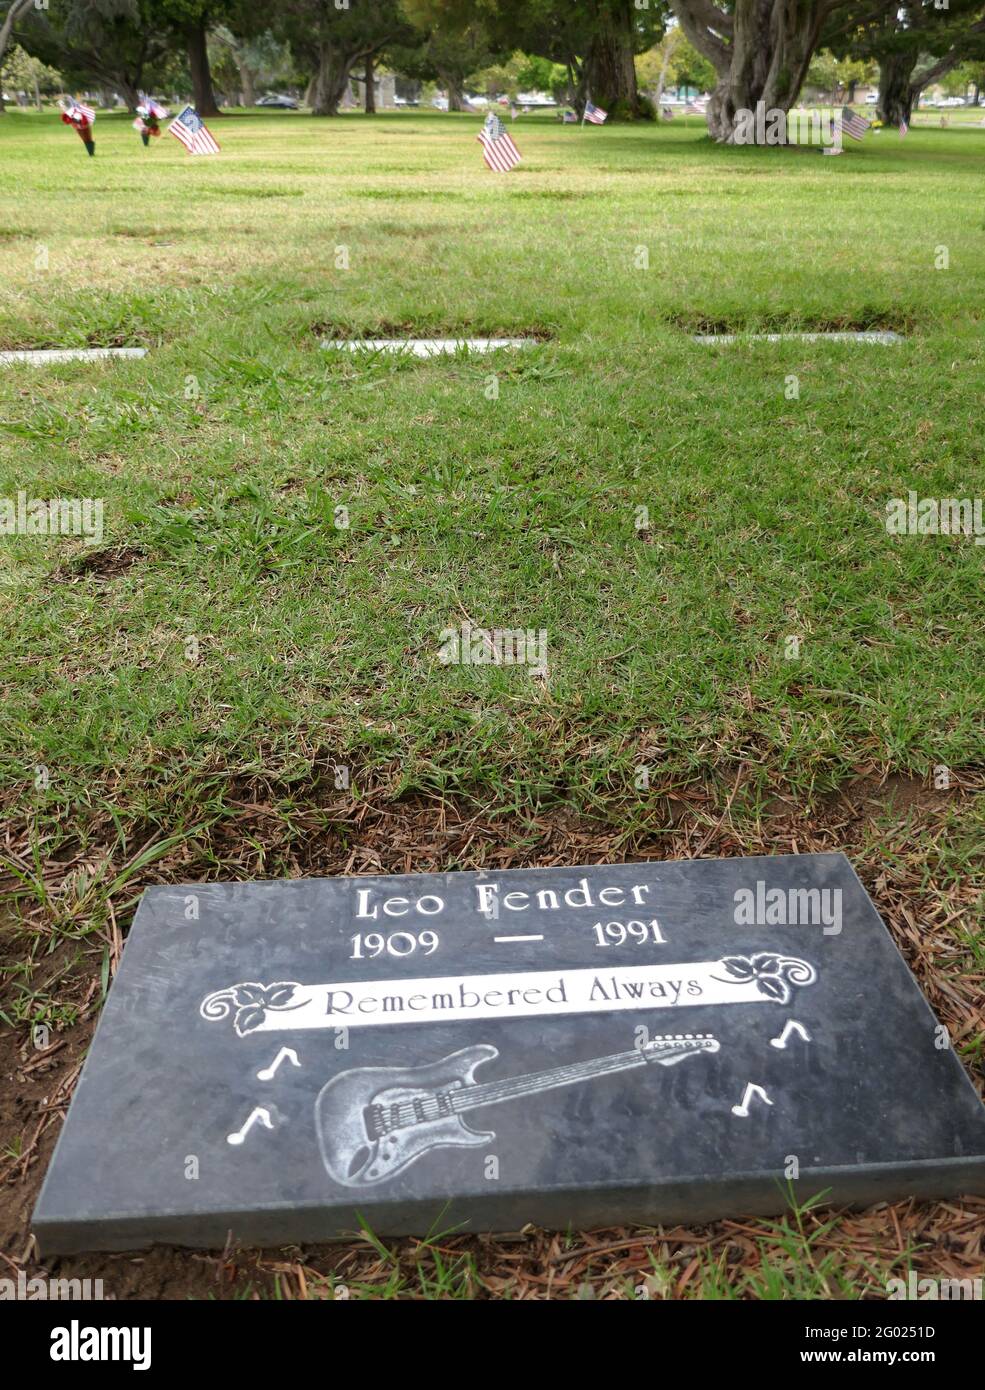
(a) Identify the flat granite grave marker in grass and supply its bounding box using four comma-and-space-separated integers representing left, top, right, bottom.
32, 853, 985, 1253
0, 348, 148, 365
692, 332, 903, 345
321, 338, 536, 357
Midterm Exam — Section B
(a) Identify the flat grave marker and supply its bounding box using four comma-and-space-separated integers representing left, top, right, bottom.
33, 852, 985, 1253
693, 332, 903, 345
0, 348, 148, 365
321, 338, 537, 357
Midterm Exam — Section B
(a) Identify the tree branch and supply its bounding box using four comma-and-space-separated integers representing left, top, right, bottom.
668, 0, 731, 73
0, 0, 34, 64
912, 17, 985, 92
677, 0, 734, 37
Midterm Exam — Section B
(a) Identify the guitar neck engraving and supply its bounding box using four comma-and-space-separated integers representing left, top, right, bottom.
449, 1036, 718, 1113
318, 1035, 721, 1186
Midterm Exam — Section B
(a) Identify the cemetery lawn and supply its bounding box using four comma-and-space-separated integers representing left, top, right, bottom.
0, 109, 983, 1300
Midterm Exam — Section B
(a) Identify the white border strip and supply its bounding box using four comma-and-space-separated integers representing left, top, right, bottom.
322, 338, 537, 357
693, 332, 903, 345
0, 348, 149, 364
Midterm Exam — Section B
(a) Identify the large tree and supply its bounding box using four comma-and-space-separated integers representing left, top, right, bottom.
827, 1, 985, 125
274, 0, 413, 115
156, 0, 243, 115
390, 4, 506, 111
16, 0, 175, 111
582, 0, 662, 115
486, 0, 661, 116
669, 0, 898, 141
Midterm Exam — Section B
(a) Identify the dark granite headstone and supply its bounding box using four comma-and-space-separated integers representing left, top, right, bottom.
33, 853, 985, 1253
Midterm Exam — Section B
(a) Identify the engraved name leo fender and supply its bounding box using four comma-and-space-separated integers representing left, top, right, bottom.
200, 955, 818, 1037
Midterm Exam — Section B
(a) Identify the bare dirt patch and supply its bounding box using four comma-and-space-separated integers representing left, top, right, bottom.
52, 545, 144, 582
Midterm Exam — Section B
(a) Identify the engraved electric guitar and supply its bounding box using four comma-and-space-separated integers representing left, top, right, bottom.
316, 1033, 720, 1188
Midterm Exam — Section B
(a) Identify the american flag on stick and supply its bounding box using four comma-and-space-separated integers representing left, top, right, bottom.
66, 100, 96, 123
583, 100, 607, 124
899, 118, 908, 138
477, 112, 521, 171
169, 105, 220, 155
840, 106, 871, 141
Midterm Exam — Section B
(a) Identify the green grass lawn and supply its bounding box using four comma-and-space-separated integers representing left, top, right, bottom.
0, 107, 982, 1298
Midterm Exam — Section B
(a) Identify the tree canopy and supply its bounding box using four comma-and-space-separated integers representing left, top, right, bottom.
5, 0, 984, 135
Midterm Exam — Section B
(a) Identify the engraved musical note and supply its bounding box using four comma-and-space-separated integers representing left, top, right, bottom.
731, 1083, 773, 1118
770, 1020, 811, 1049
257, 1046, 301, 1081
227, 1107, 274, 1146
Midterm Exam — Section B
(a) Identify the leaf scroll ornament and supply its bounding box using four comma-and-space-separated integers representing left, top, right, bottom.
200, 981, 307, 1037
710, 954, 817, 1004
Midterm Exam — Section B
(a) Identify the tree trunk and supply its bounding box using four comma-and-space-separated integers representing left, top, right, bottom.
236, 56, 256, 107
186, 21, 221, 116
0, 0, 33, 111
364, 54, 375, 113
655, 31, 679, 108
311, 48, 354, 116
584, 0, 641, 116
437, 69, 466, 111
116, 77, 141, 113
679, 0, 823, 143
877, 50, 919, 126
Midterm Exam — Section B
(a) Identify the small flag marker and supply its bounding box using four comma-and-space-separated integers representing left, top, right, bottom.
169, 105, 220, 155
477, 112, 521, 171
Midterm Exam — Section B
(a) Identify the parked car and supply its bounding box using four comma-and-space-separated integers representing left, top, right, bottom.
431, 96, 449, 110
257, 94, 299, 109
